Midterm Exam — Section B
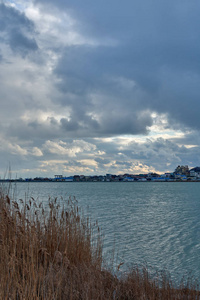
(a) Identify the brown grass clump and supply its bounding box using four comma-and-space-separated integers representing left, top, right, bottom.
0, 189, 105, 299
114, 267, 200, 299
0, 186, 200, 299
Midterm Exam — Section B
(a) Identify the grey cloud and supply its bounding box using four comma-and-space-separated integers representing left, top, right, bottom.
9, 28, 38, 56
63, 160, 83, 168
7, 119, 60, 141
171, 131, 200, 146
60, 118, 80, 132
2, 0, 200, 177
94, 157, 111, 165
52, 34, 200, 135
0, 3, 34, 30
124, 138, 200, 171
36, 0, 200, 132
7, 110, 151, 141
33, 0, 200, 52
55, 46, 105, 96
0, 3, 38, 56
101, 110, 152, 135
53, 45, 154, 136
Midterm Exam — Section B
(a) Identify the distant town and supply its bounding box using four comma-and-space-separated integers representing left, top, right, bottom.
1, 165, 200, 182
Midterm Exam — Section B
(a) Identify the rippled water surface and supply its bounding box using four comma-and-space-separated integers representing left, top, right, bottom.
11, 182, 200, 281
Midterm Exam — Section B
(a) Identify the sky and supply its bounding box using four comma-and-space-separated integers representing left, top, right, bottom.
1, 0, 200, 178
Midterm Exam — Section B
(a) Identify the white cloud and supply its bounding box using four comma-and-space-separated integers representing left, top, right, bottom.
77, 159, 98, 167
31, 147, 43, 156
43, 140, 96, 157
1, 141, 28, 156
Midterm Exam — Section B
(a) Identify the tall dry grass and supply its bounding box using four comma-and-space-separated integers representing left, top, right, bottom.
0, 185, 200, 299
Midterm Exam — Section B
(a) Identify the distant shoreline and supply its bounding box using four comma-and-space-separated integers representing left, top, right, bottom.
1, 180, 200, 183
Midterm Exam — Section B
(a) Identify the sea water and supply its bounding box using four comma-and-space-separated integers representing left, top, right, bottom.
9, 181, 200, 282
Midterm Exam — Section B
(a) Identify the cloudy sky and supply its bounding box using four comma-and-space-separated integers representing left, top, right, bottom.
1, 0, 200, 178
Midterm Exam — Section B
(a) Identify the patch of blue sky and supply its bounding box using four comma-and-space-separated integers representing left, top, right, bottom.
5, 0, 26, 12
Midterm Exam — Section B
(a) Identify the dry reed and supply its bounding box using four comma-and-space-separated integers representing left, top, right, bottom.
0, 186, 199, 299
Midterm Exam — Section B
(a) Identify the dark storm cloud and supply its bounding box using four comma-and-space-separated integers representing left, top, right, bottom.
54, 39, 200, 132
33, 0, 200, 132
7, 111, 151, 141
0, 3, 38, 56
53, 45, 153, 136
34, 0, 200, 45
9, 27, 38, 55
94, 157, 111, 165
7, 119, 60, 141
